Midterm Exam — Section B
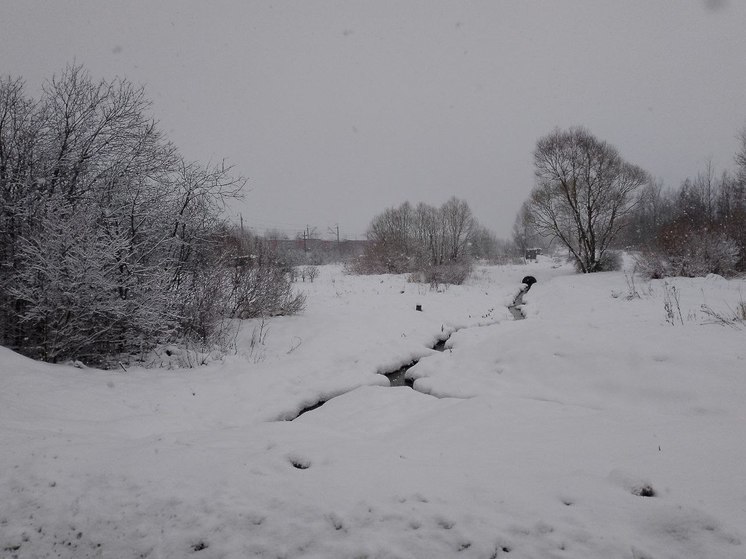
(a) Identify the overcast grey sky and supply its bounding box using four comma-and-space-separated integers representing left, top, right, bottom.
2, 1, 745, 239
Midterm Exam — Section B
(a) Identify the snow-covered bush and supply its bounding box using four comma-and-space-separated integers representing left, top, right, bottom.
638, 232, 740, 279
224, 234, 305, 320
229, 264, 306, 319
7, 202, 174, 364
423, 261, 473, 287
635, 251, 669, 280
620, 158, 745, 276
299, 265, 320, 282
572, 250, 622, 273
0, 65, 304, 366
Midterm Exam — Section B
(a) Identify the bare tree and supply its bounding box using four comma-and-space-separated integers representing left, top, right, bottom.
471, 224, 513, 263
511, 199, 551, 256
736, 126, 746, 184
0, 76, 44, 348
528, 127, 649, 272
365, 202, 414, 272
412, 202, 445, 267
441, 196, 475, 262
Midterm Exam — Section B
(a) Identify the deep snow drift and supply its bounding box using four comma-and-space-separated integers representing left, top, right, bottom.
1, 259, 745, 558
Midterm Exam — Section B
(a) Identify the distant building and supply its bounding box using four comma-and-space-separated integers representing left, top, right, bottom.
525, 248, 542, 260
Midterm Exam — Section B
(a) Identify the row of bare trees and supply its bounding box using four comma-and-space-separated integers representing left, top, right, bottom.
351, 197, 498, 284
514, 126, 746, 276
0, 66, 301, 365
620, 157, 746, 277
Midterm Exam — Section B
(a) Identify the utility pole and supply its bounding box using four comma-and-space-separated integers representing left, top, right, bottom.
327, 224, 340, 244
328, 224, 341, 258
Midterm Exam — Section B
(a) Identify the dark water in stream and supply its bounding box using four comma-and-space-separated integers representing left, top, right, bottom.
383, 337, 448, 387
384, 363, 416, 387
508, 285, 530, 320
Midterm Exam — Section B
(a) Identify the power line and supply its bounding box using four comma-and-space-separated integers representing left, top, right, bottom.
232, 213, 367, 240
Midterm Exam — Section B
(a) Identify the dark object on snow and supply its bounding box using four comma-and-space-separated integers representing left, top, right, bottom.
521, 276, 537, 291
632, 484, 656, 497
416, 304, 422, 311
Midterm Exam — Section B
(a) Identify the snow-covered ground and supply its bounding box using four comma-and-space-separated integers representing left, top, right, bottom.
2, 258, 745, 558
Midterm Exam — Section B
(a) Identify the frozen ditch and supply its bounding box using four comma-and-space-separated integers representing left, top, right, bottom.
287, 336, 451, 421
384, 336, 449, 387
382, 360, 417, 388
287, 277, 534, 421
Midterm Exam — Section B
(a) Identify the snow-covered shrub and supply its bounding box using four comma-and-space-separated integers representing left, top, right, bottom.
0, 65, 311, 366
572, 250, 622, 273
600, 250, 623, 271
176, 269, 231, 350
7, 199, 177, 365
299, 265, 319, 282
635, 251, 670, 280
675, 233, 740, 277
229, 264, 306, 319
639, 232, 740, 278
423, 261, 473, 287
226, 235, 306, 320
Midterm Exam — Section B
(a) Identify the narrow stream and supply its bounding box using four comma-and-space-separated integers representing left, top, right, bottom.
288, 278, 534, 421
508, 289, 527, 320
383, 333, 451, 387
383, 361, 417, 387
508, 276, 536, 320
291, 337, 449, 419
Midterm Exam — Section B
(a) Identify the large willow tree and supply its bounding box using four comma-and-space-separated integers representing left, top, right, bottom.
528, 127, 649, 272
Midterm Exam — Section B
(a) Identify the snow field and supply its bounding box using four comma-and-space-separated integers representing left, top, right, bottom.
1, 259, 745, 558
